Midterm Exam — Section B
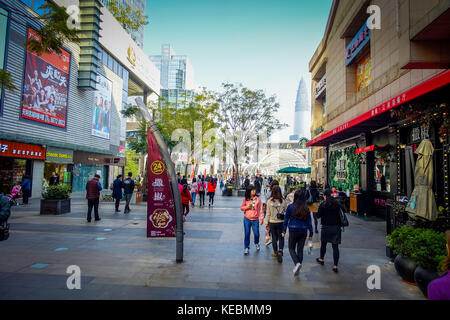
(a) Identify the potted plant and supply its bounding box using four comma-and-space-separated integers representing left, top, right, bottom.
40, 184, 71, 215
411, 228, 447, 297
135, 182, 142, 203
387, 225, 418, 283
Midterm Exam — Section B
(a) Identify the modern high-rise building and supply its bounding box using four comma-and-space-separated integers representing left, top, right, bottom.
290, 77, 311, 141
101, 0, 146, 48
150, 44, 196, 90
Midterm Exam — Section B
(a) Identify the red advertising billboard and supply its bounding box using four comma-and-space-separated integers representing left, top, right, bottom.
0, 140, 46, 160
147, 129, 176, 237
21, 28, 71, 128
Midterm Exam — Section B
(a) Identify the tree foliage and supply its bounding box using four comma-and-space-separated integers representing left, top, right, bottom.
215, 83, 286, 187
124, 148, 140, 178
24, 2, 80, 56
0, 69, 16, 91
107, 0, 148, 34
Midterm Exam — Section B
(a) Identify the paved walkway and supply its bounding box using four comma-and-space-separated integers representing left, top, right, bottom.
0, 193, 424, 299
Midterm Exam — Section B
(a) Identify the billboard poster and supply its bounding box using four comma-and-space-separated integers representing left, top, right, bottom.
91, 74, 112, 139
147, 128, 176, 238
21, 28, 71, 128
356, 53, 372, 93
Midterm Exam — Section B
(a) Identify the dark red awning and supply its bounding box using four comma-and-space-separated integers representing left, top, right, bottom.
355, 145, 375, 154
307, 69, 450, 147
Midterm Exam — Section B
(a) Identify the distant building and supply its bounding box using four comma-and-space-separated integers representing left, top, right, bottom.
160, 89, 196, 109
150, 44, 195, 90
290, 77, 310, 141
101, 0, 146, 48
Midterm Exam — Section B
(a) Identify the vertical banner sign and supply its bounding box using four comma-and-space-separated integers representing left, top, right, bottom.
92, 74, 112, 139
21, 28, 71, 128
147, 129, 176, 237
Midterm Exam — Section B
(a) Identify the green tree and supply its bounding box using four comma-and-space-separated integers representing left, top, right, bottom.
107, 0, 148, 35
216, 83, 286, 188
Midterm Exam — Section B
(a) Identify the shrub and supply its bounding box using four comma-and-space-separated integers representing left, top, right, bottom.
386, 225, 416, 258
42, 184, 71, 200
410, 228, 447, 272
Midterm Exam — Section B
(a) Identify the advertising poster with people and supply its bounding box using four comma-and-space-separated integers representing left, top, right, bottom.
92, 74, 112, 139
21, 28, 71, 128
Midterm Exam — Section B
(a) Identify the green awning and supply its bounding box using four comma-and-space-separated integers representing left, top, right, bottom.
277, 167, 310, 174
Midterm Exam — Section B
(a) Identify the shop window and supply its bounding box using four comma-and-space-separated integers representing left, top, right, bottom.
356, 53, 372, 93
0, 158, 27, 195
374, 151, 390, 192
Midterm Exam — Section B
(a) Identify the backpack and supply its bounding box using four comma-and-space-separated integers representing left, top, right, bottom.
199, 184, 204, 192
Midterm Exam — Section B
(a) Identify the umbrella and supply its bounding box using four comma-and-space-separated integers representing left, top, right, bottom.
406, 139, 438, 221
277, 167, 309, 174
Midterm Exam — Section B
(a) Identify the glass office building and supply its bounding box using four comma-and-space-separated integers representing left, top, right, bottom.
101, 0, 145, 48
150, 44, 195, 90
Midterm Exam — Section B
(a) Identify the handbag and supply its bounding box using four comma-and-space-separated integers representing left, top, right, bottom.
339, 208, 349, 228
275, 205, 286, 220
306, 189, 314, 205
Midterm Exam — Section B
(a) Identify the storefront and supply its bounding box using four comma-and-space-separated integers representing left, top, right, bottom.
44, 146, 74, 186
0, 139, 45, 195
72, 151, 125, 194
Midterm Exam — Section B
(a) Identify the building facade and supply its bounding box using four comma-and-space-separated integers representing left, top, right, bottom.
0, 0, 159, 198
290, 77, 311, 141
308, 0, 449, 234
150, 44, 195, 90
100, 0, 146, 48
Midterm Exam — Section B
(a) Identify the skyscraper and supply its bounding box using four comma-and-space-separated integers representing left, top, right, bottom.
101, 0, 146, 48
290, 77, 311, 140
150, 44, 195, 90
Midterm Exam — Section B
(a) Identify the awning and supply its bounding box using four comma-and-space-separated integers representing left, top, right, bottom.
307, 69, 450, 147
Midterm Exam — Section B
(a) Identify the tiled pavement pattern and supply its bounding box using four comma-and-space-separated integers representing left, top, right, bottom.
0, 194, 424, 299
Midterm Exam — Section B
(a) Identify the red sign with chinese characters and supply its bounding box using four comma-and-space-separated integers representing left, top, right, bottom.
147, 129, 176, 238
0, 140, 46, 159
355, 145, 375, 154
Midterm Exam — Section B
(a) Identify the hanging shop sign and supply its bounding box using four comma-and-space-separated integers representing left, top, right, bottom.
147, 129, 176, 238
21, 28, 71, 128
91, 74, 112, 140
408, 126, 432, 145
45, 146, 73, 163
0, 139, 46, 160
315, 74, 326, 99
355, 145, 375, 154
346, 23, 370, 66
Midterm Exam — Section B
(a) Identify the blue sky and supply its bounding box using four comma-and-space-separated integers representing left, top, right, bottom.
143, 0, 332, 140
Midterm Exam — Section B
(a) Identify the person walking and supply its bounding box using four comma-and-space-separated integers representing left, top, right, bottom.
282, 190, 313, 276
190, 178, 198, 206
123, 172, 135, 214
262, 177, 269, 195
20, 175, 31, 205
308, 181, 320, 234
181, 184, 193, 222
316, 189, 343, 273
207, 179, 217, 208
86, 174, 102, 222
112, 174, 123, 212
244, 176, 250, 189
198, 178, 206, 207
265, 185, 288, 263
180, 175, 188, 186
240, 185, 264, 255
255, 176, 262, 196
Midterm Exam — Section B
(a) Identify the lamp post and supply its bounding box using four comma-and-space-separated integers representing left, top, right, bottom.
135, 97, 184, 263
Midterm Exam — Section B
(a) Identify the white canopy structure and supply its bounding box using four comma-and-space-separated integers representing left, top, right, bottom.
241, 150, 309, 176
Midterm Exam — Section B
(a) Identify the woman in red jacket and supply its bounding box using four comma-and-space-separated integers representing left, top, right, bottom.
240, 184, 263, 255
207, 180, 217, 208
181, 184, 193, 222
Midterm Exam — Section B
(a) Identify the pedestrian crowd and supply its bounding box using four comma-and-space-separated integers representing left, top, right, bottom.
240, 178, 348, 276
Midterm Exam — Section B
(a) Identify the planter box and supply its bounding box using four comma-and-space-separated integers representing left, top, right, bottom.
40, 198, 71, 215
136, 192, 142, 203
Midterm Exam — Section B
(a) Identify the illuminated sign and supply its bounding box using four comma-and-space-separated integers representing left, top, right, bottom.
346, 23, 370, 66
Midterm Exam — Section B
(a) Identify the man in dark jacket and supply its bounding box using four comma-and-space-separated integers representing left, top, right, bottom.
20, 175, 31, 205
112, 175, 123, 212
123, 172, 135, 214
86, 174, 102, 222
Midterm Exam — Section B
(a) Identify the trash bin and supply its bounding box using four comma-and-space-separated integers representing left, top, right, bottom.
223, 184, 233, 196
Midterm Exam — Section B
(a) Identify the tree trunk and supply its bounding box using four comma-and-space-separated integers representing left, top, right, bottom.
233, 147, 240, 189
